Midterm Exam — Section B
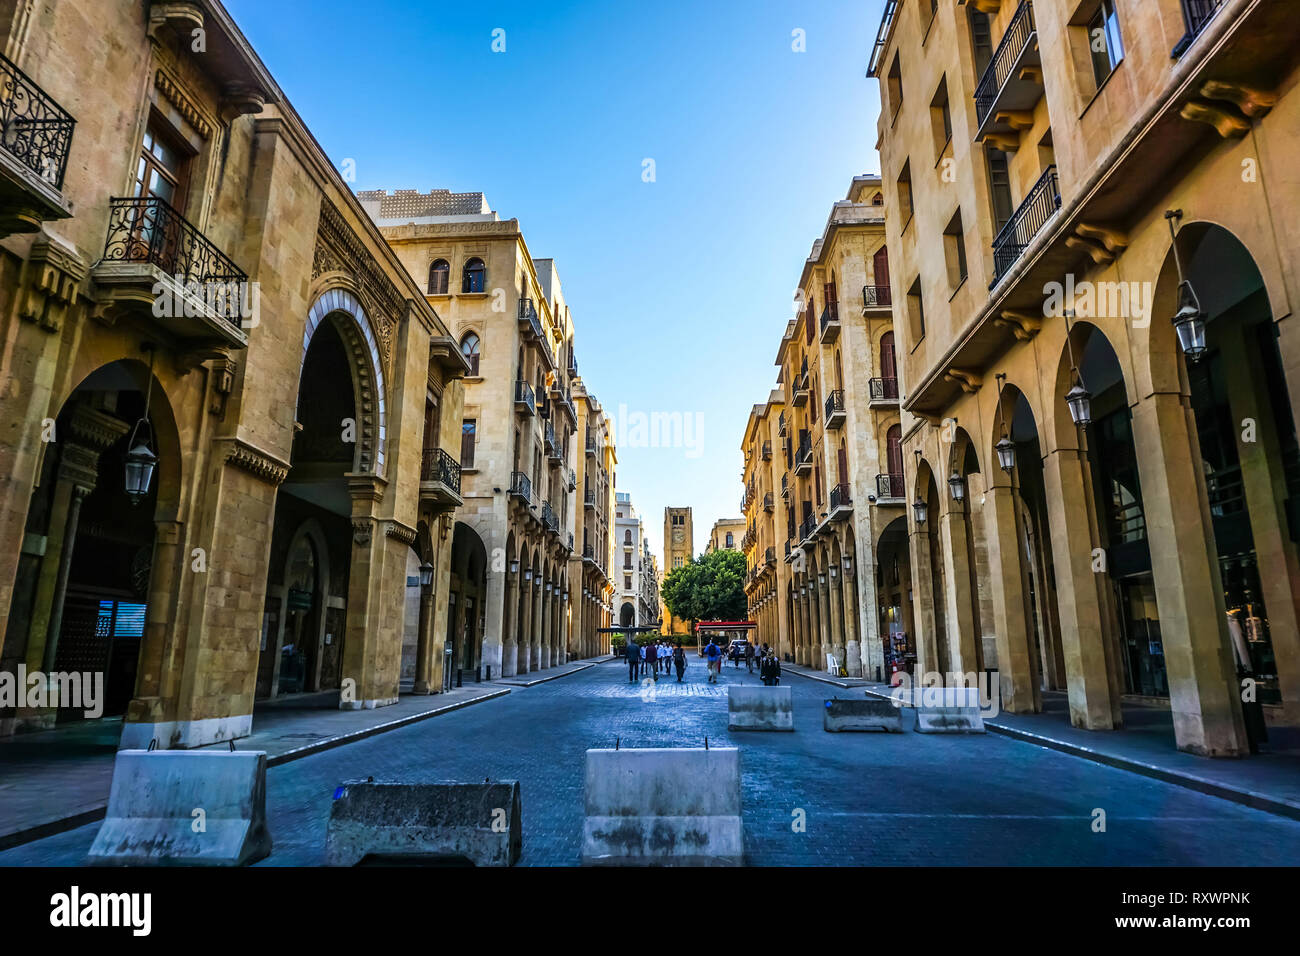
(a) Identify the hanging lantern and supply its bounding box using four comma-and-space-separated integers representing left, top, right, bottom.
843, 555, 853, 572
996, 434, 1016, 473
1065, 379, 1092, 427
509, 558, 519, 575
123, 439, 157, 505
1172, 279, 1208, 362
418, 561, 434, 588
525, 569, 533, 583
912, 496, 928, 525
947, 471, 966, 502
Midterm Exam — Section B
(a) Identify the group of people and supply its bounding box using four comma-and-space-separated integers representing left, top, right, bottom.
702, 638, 782, 686
625, 638, 689, 682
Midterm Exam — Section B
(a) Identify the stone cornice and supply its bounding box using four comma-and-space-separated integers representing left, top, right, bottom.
217, 436, 291, 486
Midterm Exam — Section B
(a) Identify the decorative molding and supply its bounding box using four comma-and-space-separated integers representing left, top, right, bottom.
1065, 234, 1116, 265
1200, 80, 1277, 120
19, 236, 86, 333
994, 310, 1042, 341
1179, 100, 1251, 138
1075, 222, 1129, 253
67, 404, 130, 452
384, 520, 417, 546
221, 437, 290, 486
351, 519, 373, 547
943, 368, 983, 393
154, 69, 212, 139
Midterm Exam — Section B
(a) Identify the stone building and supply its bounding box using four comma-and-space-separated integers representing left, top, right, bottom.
743, 176, 900, 677
706, 517, 746, 553
869, 0, 1299, 755
364, 190, 616, 673
614, 491, 656, 628
0, 0, 469, 747
660, 505, 693, 635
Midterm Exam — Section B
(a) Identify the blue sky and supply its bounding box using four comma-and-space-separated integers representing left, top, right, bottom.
225, 0, 885, 559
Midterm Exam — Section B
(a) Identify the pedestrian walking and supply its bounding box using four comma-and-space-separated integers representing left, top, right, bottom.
760, 652, 781, 686
744, 639, 755, 674
626, 639, 640, 682
673, 642, 686, 682
705, 639, 721, 683
645, 640, 658, 680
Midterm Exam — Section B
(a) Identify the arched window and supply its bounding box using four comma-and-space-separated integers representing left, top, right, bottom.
460, 332, 481, 376
462, 257, 485, 293
428, 258, 450, 295
872, 192, 884, 205
624, 529, 632, 544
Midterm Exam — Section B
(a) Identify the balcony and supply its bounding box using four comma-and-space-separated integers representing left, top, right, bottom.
585, 430, 598, 457
824, 390, 845, 428
509, 470, 532, 506
517, 297, 542, 338
829, 483, 852, 521
93, 197, 248, 348
541, 500, 559, 535
777, 412, 786, 438
583, 544, 596, 563
781, 473, 790, 502
544, 420, 560, 461
567, 468, 577, 492
584, 490, 596, 510
513, 380, 535, 416
1173, 0, 1227, 57
818, 301, 840, 344
784, 539, 792, 561
764, 546, 776, 568
876, 473, 906, 502
793, 434, 812, 476
0, 52, 75, 235
792, 363, 809, 407
798, 515, 817, 544
763, 492, 774, 513
762, 440, 772, 461
419, 447, 462, 508
868, 377, 899, 406
991, 165, 1060, 287
861, 284, 892, 312
973, 1, 1043, 145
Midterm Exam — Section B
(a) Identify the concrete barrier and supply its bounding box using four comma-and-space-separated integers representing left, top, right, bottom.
87, 750, 271, 866
914, 707, 986, 733
325, 780, 521, 866
582, 748, 742, 866
727, 685, 794, 731
823, 698, 904, 732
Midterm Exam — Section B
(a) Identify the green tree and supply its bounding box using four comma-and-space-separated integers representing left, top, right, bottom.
661, 548, 747, 627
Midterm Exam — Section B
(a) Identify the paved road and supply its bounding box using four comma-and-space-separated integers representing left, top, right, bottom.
4, 656, 1299, 865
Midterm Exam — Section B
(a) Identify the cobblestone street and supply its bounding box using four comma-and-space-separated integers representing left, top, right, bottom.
4, 659, 1298, 866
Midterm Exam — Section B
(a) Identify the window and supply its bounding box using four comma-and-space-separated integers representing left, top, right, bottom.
624, 529, 633, 544
968, 6, 993, 76
134, 115, 190, 208
461, 419, 477, 468
986, 147, 1014, 233
887, 52, 903, 121
871, 192, 884, 206
460, 332, 481, 375
930, 79, 952, 162
725, 532, 734, 548
943, 209, 968, 289
625, 575, 632, 590
896, 160, 913, 227
428, 258, 450, 294
1088, 0, 1125, 87
462, 257, 486, 293
906, 276, 925, 343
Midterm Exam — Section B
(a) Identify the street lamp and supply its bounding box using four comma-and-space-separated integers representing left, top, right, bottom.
994, 372, 1016, 473
509, 558, 519, 575
947, 471, 966, 502
912, 496, 928, 525
843, 555, 853, 573
1062, 310, 1092, 427
418, 561, 433, 588
1166, 209, 1207, 362
124, 343, 158, 505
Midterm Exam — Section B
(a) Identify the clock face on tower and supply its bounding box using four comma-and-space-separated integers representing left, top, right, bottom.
672, 527, 684, 545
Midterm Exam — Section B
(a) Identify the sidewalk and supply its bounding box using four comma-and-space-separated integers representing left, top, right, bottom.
0, 655, 604, 851
781, 661, 1300, 820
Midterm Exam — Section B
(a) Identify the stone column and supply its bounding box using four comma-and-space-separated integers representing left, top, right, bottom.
413, 571, 436, 694
827, 566, 845, 672
982, 483, 1042, 713
501, 566, 518, 678
937, 504, 980, 677
909, 526, 940, 678
518, 572, 533, 674
842, 560, 862, 677
530, 577, 543, 671
1041, 448, 1120, 730
1130, 390, 1248, 755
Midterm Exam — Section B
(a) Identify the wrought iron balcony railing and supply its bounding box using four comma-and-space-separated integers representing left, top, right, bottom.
1173, 0, 1227, 56
0, 51, 76, 190
829, 482, 851, 516
777, 412, 786, 437
101, 197, 247, 327
762, 440, 772, 460
541, 500, 559, 533
869, 377, 899, 401
509, 470, 532, 503
974, 0, 1036, 125
799, 514, 817, 542
991, 164, 1060, 286
763, 492, 774, 512
514, 379, 535, 411
765, 546, 776, 567
876, 473, 906, 499
420, 447, 461, 493
518, 297, 542, 337
583, 544, 595, 561
585, 430, 598, 456
795, 433, 812, 470
781, 473, 789, 500
862, 284, 892, 309
825, 389, 845, 423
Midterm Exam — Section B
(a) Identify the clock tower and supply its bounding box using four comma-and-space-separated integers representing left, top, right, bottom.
661, 506, 694, 636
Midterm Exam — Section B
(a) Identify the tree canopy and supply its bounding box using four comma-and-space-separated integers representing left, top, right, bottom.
660, 548, 747, 625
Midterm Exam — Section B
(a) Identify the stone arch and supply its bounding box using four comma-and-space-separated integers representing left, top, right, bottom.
303, 287, 388, 476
